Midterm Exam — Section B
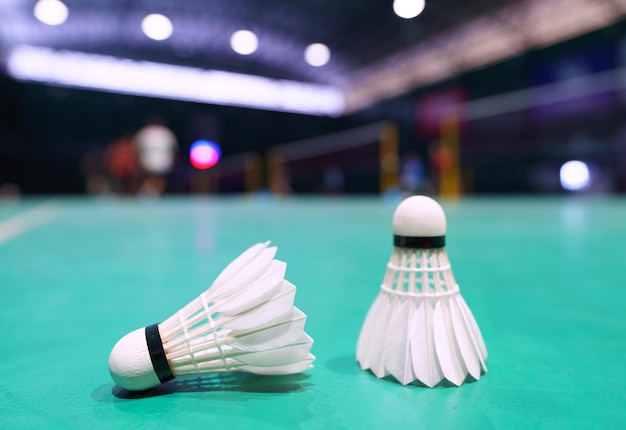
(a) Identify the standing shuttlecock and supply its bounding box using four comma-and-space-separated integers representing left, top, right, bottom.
356, 196, 487, 387
109, 242, 314, 391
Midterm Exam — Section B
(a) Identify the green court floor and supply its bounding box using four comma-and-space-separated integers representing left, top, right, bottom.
1, 196, 625, 429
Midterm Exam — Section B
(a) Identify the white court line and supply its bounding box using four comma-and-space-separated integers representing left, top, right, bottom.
0, 202, 56, 245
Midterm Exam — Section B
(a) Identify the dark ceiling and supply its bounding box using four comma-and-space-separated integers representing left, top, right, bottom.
1, 0, 517, 86
2, 0, 624, 115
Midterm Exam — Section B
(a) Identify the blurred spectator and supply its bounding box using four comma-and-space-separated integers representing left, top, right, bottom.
0, 183, 21, 201
134, 116, 178, 197
104, 133, 139, 195
428, 141, 455, 194
80, 148, 110, 196
322, 165, 345, 194
399, 151, 425, 195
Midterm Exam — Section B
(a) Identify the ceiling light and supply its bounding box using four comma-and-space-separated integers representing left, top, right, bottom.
6, 45, 345, 116
141, 14, 173, 41
33, 0, 68, 26
230, 30, 259, 55
560, 161, 591, 191
304, 43, 331, 67
393, 0, 426, 19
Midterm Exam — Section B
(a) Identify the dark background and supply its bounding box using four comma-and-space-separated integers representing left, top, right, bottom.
1, 20, 625, 195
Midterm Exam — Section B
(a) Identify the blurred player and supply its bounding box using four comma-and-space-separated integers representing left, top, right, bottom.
105, 133, 139, 195
400, 151, 425, 196
81, 148, 110, 196
322, 165, 345, 194
134, 116, 178, 197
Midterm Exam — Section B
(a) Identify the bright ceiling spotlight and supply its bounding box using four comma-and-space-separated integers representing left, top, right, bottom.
304, 43, 331, 67
560, 160, 591, 191
230, 30, 259, 55
142, 14, 173, 41
393, 0, 426, 19
33, 0, 69, 26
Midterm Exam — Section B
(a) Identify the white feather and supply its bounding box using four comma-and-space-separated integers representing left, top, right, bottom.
217, 260, 286, 315
356, 293, 384, 368
455, 294, 488, 361
224, 281, 296, 331
433, 299, 467, 386
382, 296, 414, 385
366, 293, 394, 378
243, 353, 315, 375
229, 308, 307, 351
449, 297, 481, 380
211, 247, 278, 298
410, 298, 443, 387
210, 241, 270, 290
235, 333, 314, 367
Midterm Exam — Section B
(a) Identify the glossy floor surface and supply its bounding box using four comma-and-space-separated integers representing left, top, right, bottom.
1, 196, 625, 429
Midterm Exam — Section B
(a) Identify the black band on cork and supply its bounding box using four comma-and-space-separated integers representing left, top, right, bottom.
145, 324, 174, 384
393, 235, 446, 249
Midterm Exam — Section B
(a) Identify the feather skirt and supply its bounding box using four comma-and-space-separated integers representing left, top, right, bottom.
356, 247, 487, 387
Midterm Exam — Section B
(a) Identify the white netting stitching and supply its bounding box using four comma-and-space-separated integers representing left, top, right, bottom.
177, 310, 198, 371
200, 293, 229, 371
383, 248, 457, 295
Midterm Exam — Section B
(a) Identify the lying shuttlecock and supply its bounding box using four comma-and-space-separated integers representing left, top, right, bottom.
109, 242, 314, 391
356, 195, 487, 387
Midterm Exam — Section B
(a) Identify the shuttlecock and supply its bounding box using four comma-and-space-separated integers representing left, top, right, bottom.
109, 242, 315, 391
356, 196, 487, 387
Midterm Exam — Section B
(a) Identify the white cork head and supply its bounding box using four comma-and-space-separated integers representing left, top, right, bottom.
108, 327, 161, 391
392, 195, 446, 237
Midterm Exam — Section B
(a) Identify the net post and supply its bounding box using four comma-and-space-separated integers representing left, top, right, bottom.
267, 150, 287, 195
379, 122, 399, 193
191, 170, 212, 194
439, 113, 461, 199
244, 153, 262, 194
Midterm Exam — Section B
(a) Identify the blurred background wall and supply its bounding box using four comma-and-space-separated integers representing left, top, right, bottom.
1, 1, 625, 197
